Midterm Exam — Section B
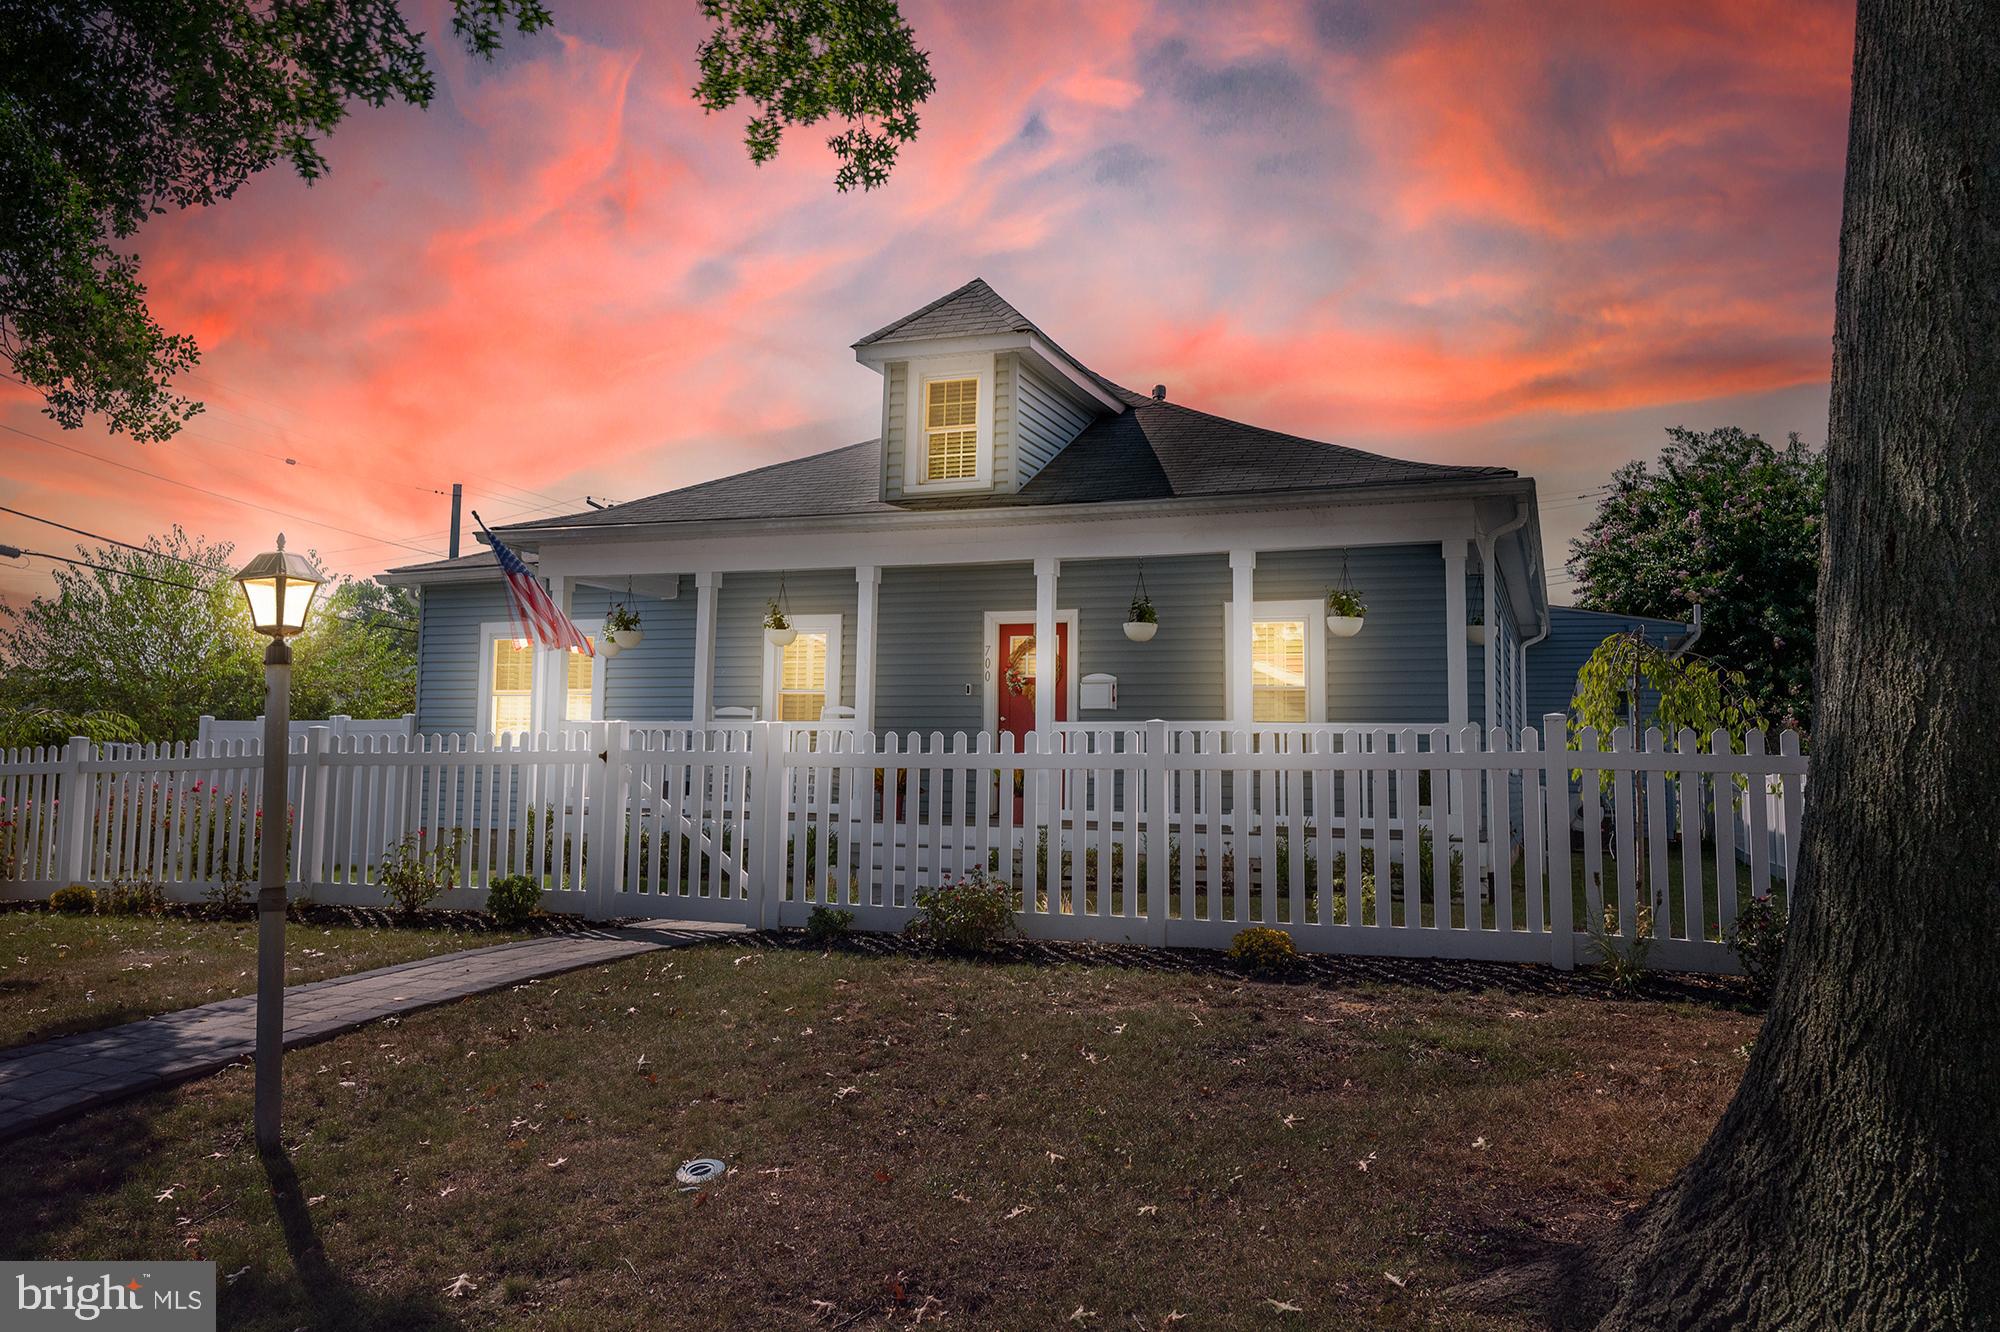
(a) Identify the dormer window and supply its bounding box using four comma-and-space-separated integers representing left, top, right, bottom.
924, 376, 980, 480
902, 356, 994, 492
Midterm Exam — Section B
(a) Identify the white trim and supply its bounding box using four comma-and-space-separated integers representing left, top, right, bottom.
479, 620, 604, 737
762, 614, 843, 722
902, 353, 995, 495
1221, 599, 1328, 724
981, 609, 1080, 736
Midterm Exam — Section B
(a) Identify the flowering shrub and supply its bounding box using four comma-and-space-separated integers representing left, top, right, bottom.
1228, 926, 1300, 975
50, 884, 96, 914
906, 869, 1017, 952
104, 878, 167, 915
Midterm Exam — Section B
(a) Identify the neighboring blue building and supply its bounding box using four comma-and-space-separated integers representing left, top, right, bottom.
1525, 606, 1696, 727
386, 280, 1562, 742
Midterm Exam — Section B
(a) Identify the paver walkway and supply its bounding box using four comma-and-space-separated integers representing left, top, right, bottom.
0, 920, 739, 1141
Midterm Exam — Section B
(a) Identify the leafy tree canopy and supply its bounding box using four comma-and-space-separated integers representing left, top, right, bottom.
1567, 426, 1824, 730
0, 527, 415, 742
1569, 630, 1768, 787
1, 0, 930, 442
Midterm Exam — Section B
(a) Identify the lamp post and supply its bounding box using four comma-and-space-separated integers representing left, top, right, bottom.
233, 533, 325, 1154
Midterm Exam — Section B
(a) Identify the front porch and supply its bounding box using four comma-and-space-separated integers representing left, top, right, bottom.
509, 507, 1538, 749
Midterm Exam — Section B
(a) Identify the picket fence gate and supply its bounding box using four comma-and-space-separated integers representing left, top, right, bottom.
0, 716, 1807, 974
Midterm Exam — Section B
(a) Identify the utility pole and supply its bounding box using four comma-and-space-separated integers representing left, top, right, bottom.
448, 483, 463, 560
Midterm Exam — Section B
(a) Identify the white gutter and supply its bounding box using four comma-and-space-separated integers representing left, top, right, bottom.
1669, 603, 1706, 658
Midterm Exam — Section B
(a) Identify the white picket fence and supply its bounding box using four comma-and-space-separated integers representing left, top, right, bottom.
0, 716, 1807, 973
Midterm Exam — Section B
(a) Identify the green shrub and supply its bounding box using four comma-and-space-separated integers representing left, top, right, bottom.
485, 873, 543, 927
50, 884, 96, 914
377, 830, 466, 913
1228, 926, 1300, 975
906, 869, 1017, 953
103, 878, 167, 915
1726, 894, 1786, 1000
804, 905, 855, 944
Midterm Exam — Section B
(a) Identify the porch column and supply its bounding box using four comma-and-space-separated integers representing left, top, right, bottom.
1229, 550, 1256, 725
854, 565, 880, 732
1443, 544, 1469, 728
1480, 536, 1499, 735
538, 573, 573, 734
1033, 556, 1059, 737
691, 570, 717, 726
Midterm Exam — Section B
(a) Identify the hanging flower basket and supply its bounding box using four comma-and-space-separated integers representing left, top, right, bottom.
1466, 610, 1486, 645
764, 597, 796, 647
599, 637, 624, 658
1123, 565, 1159, 642
1325, 586, 1366, 639
605, 601, 643, 648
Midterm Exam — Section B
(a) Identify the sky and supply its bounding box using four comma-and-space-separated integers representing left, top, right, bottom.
0, 0, 1855, 609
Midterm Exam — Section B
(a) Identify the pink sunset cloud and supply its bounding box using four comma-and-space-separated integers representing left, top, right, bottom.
2, 0, 1852, 604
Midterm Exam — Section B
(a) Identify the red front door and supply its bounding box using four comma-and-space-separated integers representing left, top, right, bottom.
997, 622, 1069, 748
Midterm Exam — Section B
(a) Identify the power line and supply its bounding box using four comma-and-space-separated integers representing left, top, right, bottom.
0, 547, 203, 590
1, 421, 445, 559
0, 504, 232, 572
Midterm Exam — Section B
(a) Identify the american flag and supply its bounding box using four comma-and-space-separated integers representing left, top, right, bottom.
483, 528, 593, 656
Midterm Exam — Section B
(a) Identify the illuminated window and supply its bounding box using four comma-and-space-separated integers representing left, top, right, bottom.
762, 614, 842, 722
924, 376, 979, 481
485, 627, 599, 735
491, 637, 535, 735
1251, 618, 1309, 723
776, 632, 829, 722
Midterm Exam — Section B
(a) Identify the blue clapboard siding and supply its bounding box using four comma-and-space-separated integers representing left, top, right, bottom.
415, 580, 696, 731
1253, 545, 1450, 724
415, 583, 509, 733
1527, 605, 1691, 724
712, 570, 858, 715
1059, 555, 1230, 719
600, 578, 697, 721
875, 563, 1035, 735
1013, 359, 1093, 486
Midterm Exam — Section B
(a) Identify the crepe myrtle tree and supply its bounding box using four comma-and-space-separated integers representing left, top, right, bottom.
1567, 427, 1824, 731
1, 0, 933, 443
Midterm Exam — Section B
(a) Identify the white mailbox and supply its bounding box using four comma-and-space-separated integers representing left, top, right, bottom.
1080, 673, 1118, 710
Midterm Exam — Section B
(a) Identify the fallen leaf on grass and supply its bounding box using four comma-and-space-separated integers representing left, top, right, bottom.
1472, 1136, 1488, 1149
1069, 1307, 1096, 1324
1265, 1298, 1302, 1314
154, 1187, 177, 1202
1281, 1113, 1299, 1130
1383, 1272, 1407, 1288
1137, 1205, 1158, 1217
1004, 1205, 1032, 1220
546, 1157, 568, 1170
1356, 1153, 1377, 1173
443, 1274, 476, 1298
224, 1266, 250, 1285
307, 1195, 325, 1206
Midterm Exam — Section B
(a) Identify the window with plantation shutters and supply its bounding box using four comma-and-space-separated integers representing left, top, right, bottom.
565, 643, 595, 722
491, 637, 535, 735
1251, 618, 1309, 723
924, 376, 979, 480
776, 632, 829, 722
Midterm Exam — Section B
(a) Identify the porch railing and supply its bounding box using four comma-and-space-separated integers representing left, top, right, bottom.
0, 718, 1806, 974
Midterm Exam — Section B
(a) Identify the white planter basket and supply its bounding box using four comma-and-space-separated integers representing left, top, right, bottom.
606, 628, 643, 648
599, 638, 623, 658
1327, 616, 1364, 639
765, 626, 797, 647
1467, 624, 1487, 645
1122, 621, 1158, 643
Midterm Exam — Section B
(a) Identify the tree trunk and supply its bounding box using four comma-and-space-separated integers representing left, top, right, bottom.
1599, 1, 2000, 1327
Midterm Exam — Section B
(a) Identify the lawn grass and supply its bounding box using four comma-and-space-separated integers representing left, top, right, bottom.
5, 942, 1761, 1330
0, 911, 533, 1051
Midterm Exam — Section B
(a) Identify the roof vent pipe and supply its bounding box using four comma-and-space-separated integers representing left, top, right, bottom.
1152, 384, 1166, 401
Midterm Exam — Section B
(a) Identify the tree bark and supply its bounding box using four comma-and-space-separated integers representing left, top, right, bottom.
1598, 1, 2000, 1327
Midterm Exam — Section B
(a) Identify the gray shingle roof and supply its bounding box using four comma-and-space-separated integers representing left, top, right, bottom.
851, 277, 1039, 347
385, 281, 1517, 563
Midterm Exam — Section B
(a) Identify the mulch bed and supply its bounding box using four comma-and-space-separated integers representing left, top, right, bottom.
743, 926, 1760, 1010
0, 898, 599, 936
